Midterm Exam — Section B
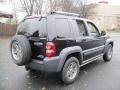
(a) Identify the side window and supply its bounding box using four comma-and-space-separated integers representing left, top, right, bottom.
87, 22, 100, 36
76, 21, 87, 36
55, 19, 71, 38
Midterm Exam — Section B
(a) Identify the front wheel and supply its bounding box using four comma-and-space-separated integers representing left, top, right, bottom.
103, 44, 113, 61
61, 57, 80, 84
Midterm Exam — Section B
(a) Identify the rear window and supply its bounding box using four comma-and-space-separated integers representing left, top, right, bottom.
55, 18, 71, 38
17, 17, 47, 37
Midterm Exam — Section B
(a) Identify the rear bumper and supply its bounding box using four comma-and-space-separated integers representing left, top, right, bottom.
26, 56, 60, 72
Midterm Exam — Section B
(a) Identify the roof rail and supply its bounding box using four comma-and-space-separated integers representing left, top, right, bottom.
50, 11, 80, 17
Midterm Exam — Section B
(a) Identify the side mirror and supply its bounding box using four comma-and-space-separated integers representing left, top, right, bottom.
101, 31, 106, 36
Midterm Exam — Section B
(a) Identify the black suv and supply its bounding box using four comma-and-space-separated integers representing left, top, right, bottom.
10, 11, 113, 84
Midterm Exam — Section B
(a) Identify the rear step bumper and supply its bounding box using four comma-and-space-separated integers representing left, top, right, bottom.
26, 56, 61, 72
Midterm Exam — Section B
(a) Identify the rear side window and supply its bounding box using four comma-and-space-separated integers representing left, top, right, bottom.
17, 18, 47, 37
55, 19, 71, 38
76, 21, 87, 36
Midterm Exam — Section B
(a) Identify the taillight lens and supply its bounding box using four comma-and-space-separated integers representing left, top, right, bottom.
45, 42, 56, 57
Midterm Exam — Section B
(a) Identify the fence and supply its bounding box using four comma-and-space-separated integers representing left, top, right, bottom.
0, 23, 17, 36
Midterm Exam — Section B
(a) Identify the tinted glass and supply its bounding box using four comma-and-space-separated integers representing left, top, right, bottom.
76, 21, 87, 36
87, 22, 100, 36
17, 18, 47, 37
55, 19, 71, 38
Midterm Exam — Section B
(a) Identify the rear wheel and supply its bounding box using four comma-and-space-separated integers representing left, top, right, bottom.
61, 57, 80, 84
103, 44, 113, 61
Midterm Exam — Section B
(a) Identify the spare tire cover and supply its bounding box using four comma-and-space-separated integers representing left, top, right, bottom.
10, 35, 31, 66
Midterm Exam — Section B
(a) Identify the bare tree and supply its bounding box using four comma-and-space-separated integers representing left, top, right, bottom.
48, 0, 61, 11
75, 0, 96, 18
47, 0, 96, 18
20, 0, 35, 15
34, 0, 43, 14
61, 0, 74, 12
48, 0, 74, 12
19, 0, 43, 15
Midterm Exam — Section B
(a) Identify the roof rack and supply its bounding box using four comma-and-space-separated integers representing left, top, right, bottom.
50, 11, 80, 17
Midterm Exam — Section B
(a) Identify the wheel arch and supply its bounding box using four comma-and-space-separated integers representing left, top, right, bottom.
109, 42, 113, 47
57, 46, 83, 72
65, 52, 82, 65
104, 38, 114, 54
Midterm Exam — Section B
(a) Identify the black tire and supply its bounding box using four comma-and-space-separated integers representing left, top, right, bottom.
25, 66, 30, 71
103, 44, 113, 61
61, 57, 80, 84
10, 35, 31, 66
25, 66, 37, 72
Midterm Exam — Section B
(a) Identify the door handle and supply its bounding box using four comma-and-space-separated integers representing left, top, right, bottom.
95, 37, 101, 41
81, 38, 93, 42
76, 37, 94, 42
95, 39, 100, 41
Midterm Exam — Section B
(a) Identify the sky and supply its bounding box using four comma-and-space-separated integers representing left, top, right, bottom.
0, 0, 120, 22
1, 0, 120, 13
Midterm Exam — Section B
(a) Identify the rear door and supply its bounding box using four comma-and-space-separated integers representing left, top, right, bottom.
71, 19, 97, 60
71, 19, 105, 60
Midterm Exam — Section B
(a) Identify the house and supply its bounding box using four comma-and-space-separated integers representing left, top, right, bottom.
0, 11, 13, 23
89, 1, 120, 31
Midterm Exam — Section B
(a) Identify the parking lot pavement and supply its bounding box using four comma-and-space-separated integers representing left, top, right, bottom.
0, 33, 120, 90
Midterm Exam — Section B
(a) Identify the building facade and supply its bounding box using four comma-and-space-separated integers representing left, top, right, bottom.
89, 2, 120, 31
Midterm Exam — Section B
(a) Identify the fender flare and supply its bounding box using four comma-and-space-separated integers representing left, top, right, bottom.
57, 46, 83, 72
104, 38, 114, 54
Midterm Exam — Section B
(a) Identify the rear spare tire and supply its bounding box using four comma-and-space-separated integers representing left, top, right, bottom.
10, 35, 31, 66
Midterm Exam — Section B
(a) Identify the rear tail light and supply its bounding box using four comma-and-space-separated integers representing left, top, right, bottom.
45, 42, 56, 57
